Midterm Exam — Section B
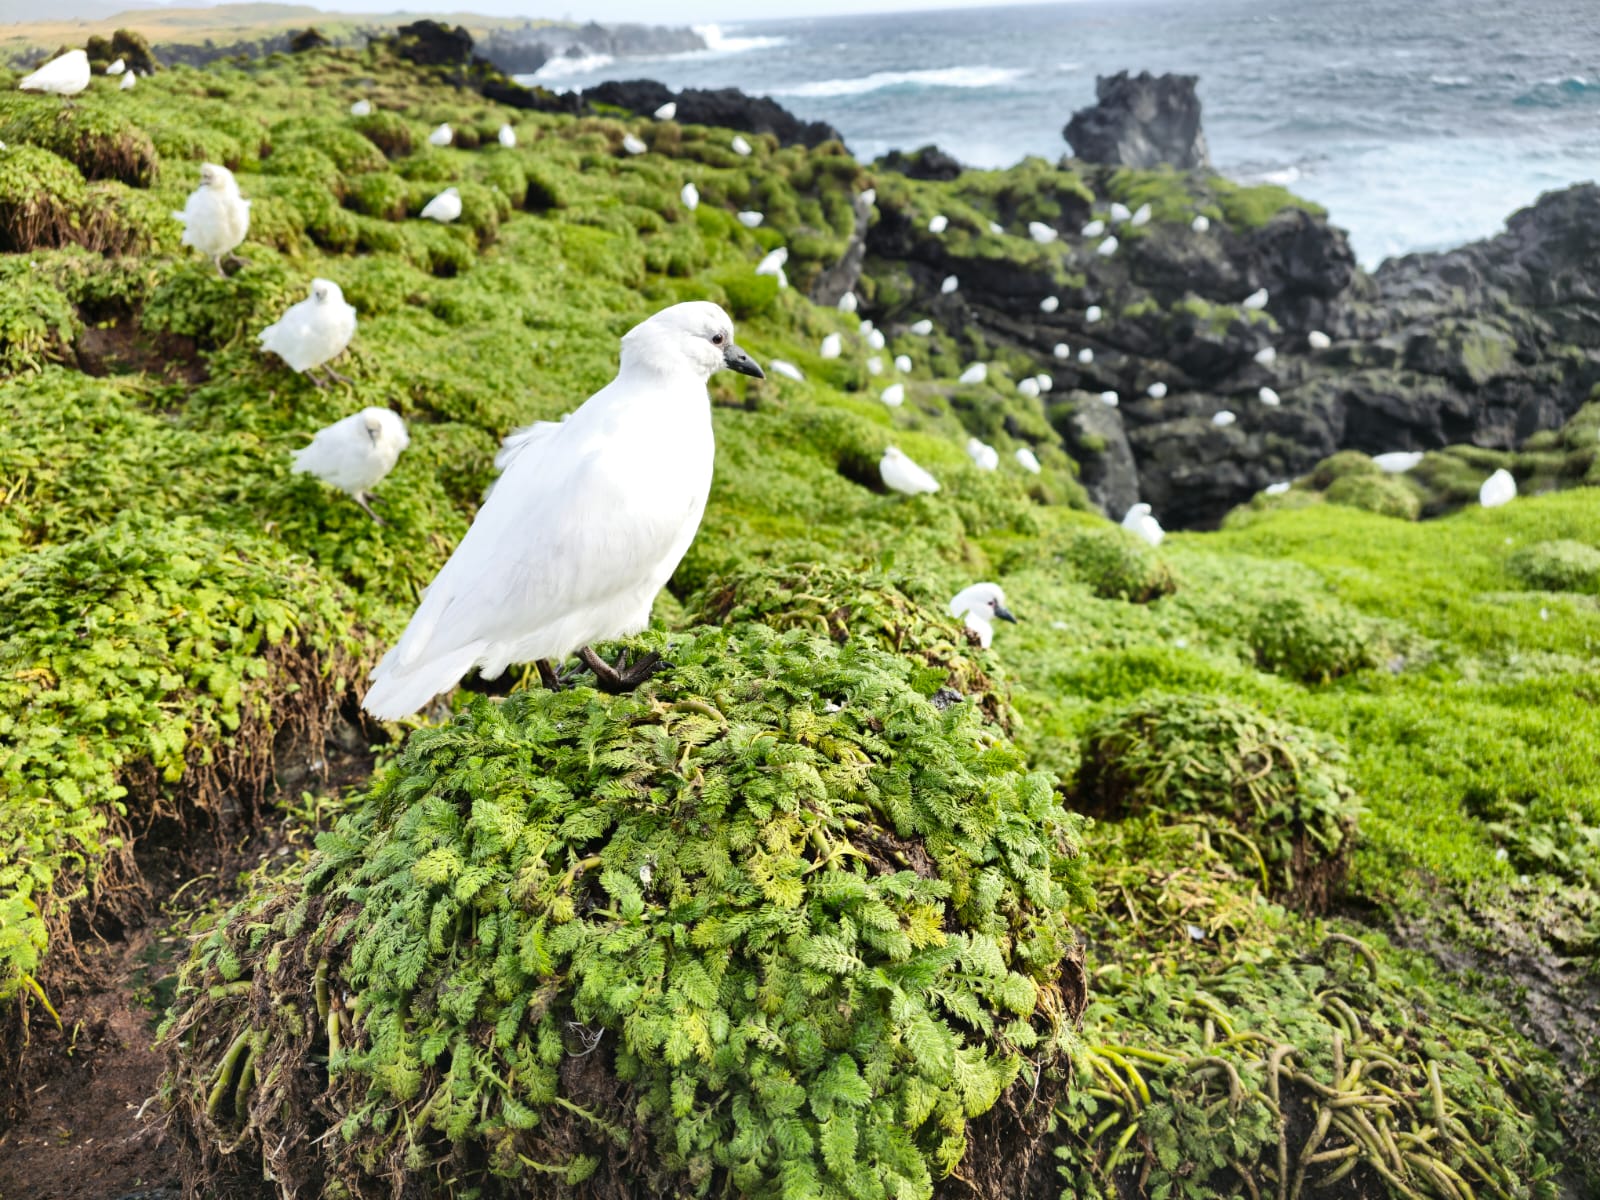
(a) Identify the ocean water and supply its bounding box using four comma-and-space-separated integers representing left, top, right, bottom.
520, 0, 1600, 268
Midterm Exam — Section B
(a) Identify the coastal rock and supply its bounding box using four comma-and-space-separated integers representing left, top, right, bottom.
390, 19, 474, 67
877, 144, 965, 182
288, 27, 330, 53
809, 190, 876, 309
1051, 391, 1141, 517
1064, 71, 1211, 169
581, 80, 844, 148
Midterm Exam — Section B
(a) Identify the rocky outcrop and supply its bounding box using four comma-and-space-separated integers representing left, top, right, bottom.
877, 145, 964, 182
809, 190, 876, 308
478, 22, 704, 78
581, 80, 844, 149
1064, 71, 1210, 169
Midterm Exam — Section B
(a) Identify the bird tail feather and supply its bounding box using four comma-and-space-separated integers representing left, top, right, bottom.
361, 642, 483, 721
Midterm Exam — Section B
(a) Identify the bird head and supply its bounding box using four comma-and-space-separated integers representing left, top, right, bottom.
621, 300, 763, 382
949, 582, 1017, 626
198, 163, 226, 189
1126, 503, 1151, 519
310, 278, 343, 306
360, 407, 408, 450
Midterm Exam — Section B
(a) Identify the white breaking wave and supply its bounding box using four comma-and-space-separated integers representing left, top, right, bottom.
1259, 165, 1303, 186
775, 65, 1027, 99
692, 24, 788, 54
530, 53, 614, 80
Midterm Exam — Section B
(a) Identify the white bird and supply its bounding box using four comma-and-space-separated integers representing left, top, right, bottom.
1078, 348, 1094, 364
967, 437, 999, 471
867, 356, 883, 375
1085, 305, 1103, 323
292, 407, 409, 524
1242, 287, 1269, 310
1081, 218, 1105, 238
731, 134, 752, 156
258, 278, 358, 385
1099, 390, 1119, 407
756, 246, 788, 288
172, 162, 251, 277
769, 359, 804, 381
880, 383, 905, 407
1373, 451, 1423, 473
1097, 236, 1119, 257
988, 221, 1004, 235
880, 446, 939, 495
860, 188, 876, 207
1191, 215, 1211, 233
1212, 410, 1237, 427
1480, 469, 1516, 508
19, 49, 90, 97
1053, 343, 1070, 360
1109, 201, 1132, 223
1121, 502, 1164, 547
940, 275, 959, 294
894, 354, 912, 372
737, 210, 764, 228
622, 133, 648, 155
868, 329, 887, 351
1259, 386, 1281, 406
498, 124, 516, 148
1254, 346, 1277, 366
838, 291, 858, 313
959, 363, 988, 385
681, 182, 699, 211
362, 301, 763, 719
419, 187, 461, 223
106, 58, 125, 75
949, 583, 1016, 649
1265, 481, 1291, 496
1028, 221, 1058, 244
350, 98, 372, 116
1018, 377, 1041, 398
428, 123, 453, 147
928, 214, 949, 234
1129, 203, 1152, 227
910, 319, 933, 335
1040, 295, 1060, 313
1308, 330, 1332, 350
654, 100, 677, 120
820, 333, 842, 360
119, 71, 136, 90
1035, 374, 1053, 392
1015, 447, 1042, 474
1147, 381, 1168, 399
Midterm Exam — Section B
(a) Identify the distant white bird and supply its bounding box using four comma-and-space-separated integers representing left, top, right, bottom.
1097, 236, 1119, 257
868, 329, 887, 350
622, 133, 647, 155
769, 359, 804, 381
1028, 221, 1058, 244
19, 49, 90, 97
737, 210, 763, 228
1259, 386, 1281, 406
860, 188, 876, 207
119, 71, 136, 90
1081, 218, 1106, 238
1109, 202, 1132, 224
1265, 481, 1291, 496
1373, 451, 1423, 473
350, 98, 372, 116
731, 134, 752, 155
419, 187, 461, 223
967, 437, 999, 471
755, 246, 788, 288
1121, 502, 1164, 547
498, 123, 516, 148
1147, 381, 1168, 399
1480, 468, 1517, 508
258, 278, 357, 385
838, 291, 858, 313
940, 275, 959, 294
959, 363, 988, 384
1191, 215, 1211, 233
1015, 447, 1042, 474
1254, 346, 1277, 366
880, 383, 905, 407
1018, 377, 1041, 398
1242, 287, 1269, 310
910, 319, 933, 335
1129, 202, 1152, 227
820, 333, 842, 359
894, 353, 912, 372
949, 582, 1016, 648
654, 100, 677, 120
1085, 305, 1103, 323
928, 214, 949, 234
292, 407, 409, 523
106, 58, 125, 75
988, 220, 1004, 235
867, 356, 883, 375
1077, 348, 1094, 364
1099, 390, 1119, 407
1035, 373, 1053, 392
1308, 330, 1332, 350
172, 162, 251, 277
1054, 343, 1070, 360
362, 301, 763, 718
1212, 410, 1237, 427
428, 123, 453, 147
1040, 295, 1060, 313
880, 446, 939, 495
680, 182, 699, 211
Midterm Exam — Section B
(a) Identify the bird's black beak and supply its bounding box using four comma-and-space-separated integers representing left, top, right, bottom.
723, 342, 764, 379
994, 604, 1018, 623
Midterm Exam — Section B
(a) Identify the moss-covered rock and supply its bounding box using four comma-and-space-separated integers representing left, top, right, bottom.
1060, 525, 1179, 603
1324, 470, 1422, 520
0, 96, 160, 187
1248, 592, 1386, 683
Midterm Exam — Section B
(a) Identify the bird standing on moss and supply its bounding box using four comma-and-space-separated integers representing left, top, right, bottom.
292, 407, 409, 524
419, 187, 461, 223
172, 163, 251, 277
879, 446, 939, 496
1121, 502, 1165, 548
949, 583, 1017, 649
361, 301, 764, 719
258, 279, 357, 386
19, 49, 90, 99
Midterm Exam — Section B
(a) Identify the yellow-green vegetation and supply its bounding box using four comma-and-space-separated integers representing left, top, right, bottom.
0, 37, 1596, 1199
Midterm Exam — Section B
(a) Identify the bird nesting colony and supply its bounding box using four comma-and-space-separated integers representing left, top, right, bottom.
1, 36, 1597, 1200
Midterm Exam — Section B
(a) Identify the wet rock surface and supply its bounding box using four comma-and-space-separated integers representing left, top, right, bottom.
1064, 70, 1211, 169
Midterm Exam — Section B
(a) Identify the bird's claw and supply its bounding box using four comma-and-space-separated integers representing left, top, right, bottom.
579, 647, 666, 694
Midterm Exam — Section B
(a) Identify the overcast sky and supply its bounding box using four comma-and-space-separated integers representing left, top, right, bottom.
310, 0, 1074, 22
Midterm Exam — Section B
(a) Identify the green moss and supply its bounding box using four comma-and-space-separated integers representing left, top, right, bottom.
0, 94, 160, 186
1507, 539, 1600, 593
1209, 176, 1326, 228
1247, 592, 1386, 683
1059, 525, 1179, 603
1323, 470, 1422, 520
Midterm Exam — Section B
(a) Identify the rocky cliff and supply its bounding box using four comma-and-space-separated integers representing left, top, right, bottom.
1064, 70, 1210, 170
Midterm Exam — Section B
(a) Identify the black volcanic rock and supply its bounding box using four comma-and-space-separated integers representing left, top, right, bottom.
1064, 71, 1210, 169
583, 80, 844, 149
289, 27, 331, 53
391, 19, 474, 67
877, 145, 964, 182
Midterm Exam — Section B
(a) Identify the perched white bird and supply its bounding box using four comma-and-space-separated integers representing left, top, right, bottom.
1015, 447, 1042, 474
1085, 305, 1103, 323
258, 278, 358, 385
1099, 390, 1119, 407
19, 49, 90, 97
1259, 386, 1281, 406
928, 214, 949, 234
838, 291, 858, 313
1018, 377, 1041, 398
1242, 287, 1269, 310
622, 133, 647, 155
1308, 330, 1332, 350
867, 356, 883, 375
959, 363, 988, 385
1191, 214, 1211, 233
1097, 236, 1119, 257
880, 446, 939, 495
1129, 203, 1152, 227
731, 134, 752, 156
1212, 410, 1238, 427
1040, 295, 1060, 313
988, 220, 1004, 235
1028, 221, 1058, 244
769, 359, 804, 381
880, 383, 905, 407
967, 437, 999, 471
1121, 502, 1164, 547
755, 246, 788, 276
1479, 468, 1516, 508
1373, 451, 1423, 473
949, 583, 1016, 649
420, 187, 462, 223
860, 188, 876, 207
653, 100, 677, 120
1254, 346, 1277, 366
119, 71, 136, 91
1265, 481, 1292, 496
362, 302, 762, 718
820, 333, 842, 360
498, 124, 516, 148
868, 329, 887, 350
1054, 343, 1070, 360
1109, 201, 1132, 224
1081, 218, 1106, 238
292, 407, 409, 523
680, 182, 699, 211
106, 58, 125, 75
1035, 373, 1053, 392
737, 210, 764, 228
940, 275, 959, 294
1077, 348, 1095, 364
172, 163, 251, 277
894, 353, 912, 372
1147, 381, 1168, 399
350, 98, 372, 116
428, 123, 453, 147
910, 319, 933, 335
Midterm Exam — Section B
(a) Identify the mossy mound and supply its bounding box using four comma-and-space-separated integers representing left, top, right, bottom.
1324, 470, 1422, 520
1072, 694, 1359, 908
164, 624, 1088, 1200
1247, 593, 1387, 683
1507, 538, 1600, 594
0, 96, 160, 187
1060, 526, 1179, 603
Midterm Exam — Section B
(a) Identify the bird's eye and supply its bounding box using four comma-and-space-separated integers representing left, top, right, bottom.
711, 333, 725, 346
